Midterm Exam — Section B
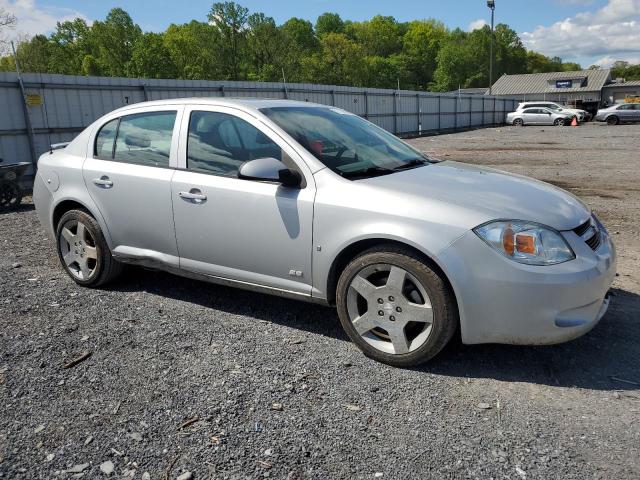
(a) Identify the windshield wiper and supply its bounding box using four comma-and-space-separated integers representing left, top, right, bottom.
338, 166, 394, 179
391, 158, 428, 171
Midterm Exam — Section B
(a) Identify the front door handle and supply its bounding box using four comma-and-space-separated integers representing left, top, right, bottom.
92, 176, 113, 188
178, 188, 207, 204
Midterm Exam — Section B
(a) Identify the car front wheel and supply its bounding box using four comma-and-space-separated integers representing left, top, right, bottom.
606, 115, 619, 125
336, 246, 458, 367
513, 118, 524, 126
56, 209, 123, 287
553, 118, 565, 126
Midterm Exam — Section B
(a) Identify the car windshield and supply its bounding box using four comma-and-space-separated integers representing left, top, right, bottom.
260, 106, 433, 179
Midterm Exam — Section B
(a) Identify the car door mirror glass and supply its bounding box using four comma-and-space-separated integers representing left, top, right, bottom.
238, 157, 302, 188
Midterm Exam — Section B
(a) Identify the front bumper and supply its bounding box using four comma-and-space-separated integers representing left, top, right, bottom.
438, 227, 616, 345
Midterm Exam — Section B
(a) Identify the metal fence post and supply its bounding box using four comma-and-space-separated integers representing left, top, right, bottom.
416, 93, 420, 135
438, 96, 441, 131
393, 92, 398, 134
364, 91, 369, 119
11, 42, 38, 169
454, 95, 458, 131
331, 90, 335, 106
142, 84, 149, 101
220, 85, 225, 97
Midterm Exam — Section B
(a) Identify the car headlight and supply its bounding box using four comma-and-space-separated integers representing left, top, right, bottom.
474, 220, 575, 265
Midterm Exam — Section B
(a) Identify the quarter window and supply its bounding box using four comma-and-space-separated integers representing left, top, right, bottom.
95, 119, 118, 159
187, 111, 282, 176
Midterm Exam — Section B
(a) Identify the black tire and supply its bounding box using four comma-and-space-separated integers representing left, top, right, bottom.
0, 180, 22, 211
553, 118, 564, 126
336, 245, 458, 367
606, 115, 619, 125
55, 209, 123, 287
513, 118, 524, 126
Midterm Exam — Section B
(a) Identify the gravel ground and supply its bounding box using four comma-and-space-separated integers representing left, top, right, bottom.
1, 122, 639, 480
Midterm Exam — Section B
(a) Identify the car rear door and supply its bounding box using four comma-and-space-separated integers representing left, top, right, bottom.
82, 106, 183, 265
170, 105, 316, 296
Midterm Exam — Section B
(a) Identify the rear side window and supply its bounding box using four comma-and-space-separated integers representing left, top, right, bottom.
95, 119, 118, 159
94, 111, 177, 167
187, 111, 282, 177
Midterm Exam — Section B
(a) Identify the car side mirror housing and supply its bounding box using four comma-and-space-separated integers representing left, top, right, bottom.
238, 157, 302, 188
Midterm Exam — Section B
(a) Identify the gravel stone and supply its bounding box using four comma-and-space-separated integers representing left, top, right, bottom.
99, 460, 114, 475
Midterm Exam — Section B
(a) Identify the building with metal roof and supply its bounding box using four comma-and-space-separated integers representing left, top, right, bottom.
489, 69, 611, 109
487, 68, 640, 113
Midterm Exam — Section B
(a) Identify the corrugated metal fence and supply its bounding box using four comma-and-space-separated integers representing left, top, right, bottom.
0, 72, 518, 178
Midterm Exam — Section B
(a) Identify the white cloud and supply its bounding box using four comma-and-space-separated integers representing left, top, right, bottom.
522, 0, 640, 65
468, 19, 488, 31
0, 0, 88, 41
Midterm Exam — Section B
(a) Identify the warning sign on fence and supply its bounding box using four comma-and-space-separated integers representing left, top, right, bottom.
26, 94, 42, 106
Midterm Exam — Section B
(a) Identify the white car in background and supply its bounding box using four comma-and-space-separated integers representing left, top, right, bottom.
516, 102, 590, 122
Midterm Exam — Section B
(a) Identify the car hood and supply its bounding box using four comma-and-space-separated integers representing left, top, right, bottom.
362, 161, 591, 231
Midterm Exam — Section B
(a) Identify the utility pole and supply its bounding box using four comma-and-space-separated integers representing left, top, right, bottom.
487, 0, 495, 95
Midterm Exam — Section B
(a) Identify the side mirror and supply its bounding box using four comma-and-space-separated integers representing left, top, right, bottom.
238, 157, 302, 188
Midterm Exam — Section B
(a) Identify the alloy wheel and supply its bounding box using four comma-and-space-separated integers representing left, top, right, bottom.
58, 220, 98, 280
346, 263, 433, 355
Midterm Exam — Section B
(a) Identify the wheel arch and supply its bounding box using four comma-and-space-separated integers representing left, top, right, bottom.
325, 237, 459, 317
51, 197, 113, 248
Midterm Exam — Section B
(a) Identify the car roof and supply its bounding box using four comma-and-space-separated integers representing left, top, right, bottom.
111, 97, 327, 115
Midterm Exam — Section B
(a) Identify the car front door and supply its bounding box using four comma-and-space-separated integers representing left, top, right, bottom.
616, 104, 634, 121
171, 106, 315, 297
82, 107, 183, 265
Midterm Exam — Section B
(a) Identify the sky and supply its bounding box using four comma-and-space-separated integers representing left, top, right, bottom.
1, 0, 639, 68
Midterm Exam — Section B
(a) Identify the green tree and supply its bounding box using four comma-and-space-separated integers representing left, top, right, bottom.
49, 18, 94, 75
281, 17, 317, 51
164, 21, 221, 79
128, 32, 177, 79
246, 13, 287, 81
12, 35, 53, 73
315, 13, 344, 37
208, 1, 249, 79
91, 8, 142, 76
402, 19, 447, 89
303, 33, 365, 86
348, 15, 402, 57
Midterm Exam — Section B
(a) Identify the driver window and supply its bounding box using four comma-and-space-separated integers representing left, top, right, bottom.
187, 111, 283, 177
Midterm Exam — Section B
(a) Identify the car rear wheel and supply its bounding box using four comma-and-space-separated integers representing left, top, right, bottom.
336, 246, 458, 367
56, 209, 123, 287
606, 115, 619, 125
513, 118, 524, 126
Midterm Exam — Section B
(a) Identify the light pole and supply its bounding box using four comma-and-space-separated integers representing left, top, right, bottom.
487, 0, 495, 95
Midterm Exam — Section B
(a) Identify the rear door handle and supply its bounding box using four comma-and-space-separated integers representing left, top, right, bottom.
92, 176, 113, 188
178, 189, 207, 204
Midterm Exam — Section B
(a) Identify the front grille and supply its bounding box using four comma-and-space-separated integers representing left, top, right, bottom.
573, 219, 591, 237
573, 218, 601, 251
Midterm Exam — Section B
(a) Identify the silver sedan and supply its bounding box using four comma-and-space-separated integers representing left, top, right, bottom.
507, 107, 571, 126
33, 99, 616, 367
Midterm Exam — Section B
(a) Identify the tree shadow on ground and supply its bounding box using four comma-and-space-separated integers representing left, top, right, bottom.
112, 268, 640, 392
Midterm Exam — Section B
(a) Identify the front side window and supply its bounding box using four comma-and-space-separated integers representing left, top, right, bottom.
260, 106, 432, 179
108, 111, 177, 167
617, 104, 634, 110
187, 111, 282, 177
